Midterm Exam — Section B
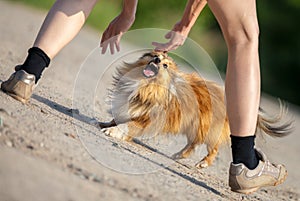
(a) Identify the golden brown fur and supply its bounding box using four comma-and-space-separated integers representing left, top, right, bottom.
100, 51, 291, 168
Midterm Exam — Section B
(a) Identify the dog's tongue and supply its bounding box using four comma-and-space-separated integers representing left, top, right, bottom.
143, 69, 155, 77
143, 63, 157, 78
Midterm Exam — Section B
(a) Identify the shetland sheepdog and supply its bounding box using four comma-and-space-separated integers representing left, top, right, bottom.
99, 51, 291, 168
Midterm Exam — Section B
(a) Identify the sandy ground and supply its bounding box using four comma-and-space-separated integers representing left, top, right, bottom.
0, 1, 299, 201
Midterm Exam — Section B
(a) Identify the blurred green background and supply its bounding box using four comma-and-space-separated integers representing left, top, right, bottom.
10, 0, 300, 106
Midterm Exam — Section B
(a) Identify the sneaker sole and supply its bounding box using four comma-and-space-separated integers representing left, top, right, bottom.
232, 187, 260, 194
3, 90, 29, 104
274, 169, 288, 186
231, 170, 288, 195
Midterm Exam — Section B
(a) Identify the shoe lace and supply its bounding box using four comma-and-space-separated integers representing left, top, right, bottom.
259, 160, 278, 177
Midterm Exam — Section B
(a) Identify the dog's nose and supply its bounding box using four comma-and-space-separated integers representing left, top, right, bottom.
153, 57, 161, 64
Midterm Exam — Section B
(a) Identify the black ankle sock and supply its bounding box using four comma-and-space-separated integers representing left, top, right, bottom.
231, 135, 259, 170
20, 47, 50, 83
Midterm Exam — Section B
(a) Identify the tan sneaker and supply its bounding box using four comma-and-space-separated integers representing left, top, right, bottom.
229, 149, 287, 194
1, 70, 35, 103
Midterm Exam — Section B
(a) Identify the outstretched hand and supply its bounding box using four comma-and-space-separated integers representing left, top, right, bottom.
100, 14, 135, 54
152, 22, 189, 52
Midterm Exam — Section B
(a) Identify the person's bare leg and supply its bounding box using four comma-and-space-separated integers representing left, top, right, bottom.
208, 0, 260, 171
207, 0, 287, 194
207, 0, 260, 137
0, 0, 98, 102
34, 0, 98, 59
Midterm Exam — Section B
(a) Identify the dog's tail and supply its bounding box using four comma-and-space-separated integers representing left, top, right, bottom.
256, 100, 293, 137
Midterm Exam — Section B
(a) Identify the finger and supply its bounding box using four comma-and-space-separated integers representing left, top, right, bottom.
165, 31, 172, 39
152, 41, 166, 48
100, 37, 106, 48
166, 44, 178, 52
113, 39, 120, 53
152, 42, 164, 51
115, 35, 121, 52
100, 35, 104, 46
100, 35, 108, 47
154, 46, 168, 52
154, 47, 165, 52
115, 41, 120, 52
100, 38, 104, 47
100, 36, 105, 46
101, 42, 108, 54
100, 29, 109, 45
100, 24, 115, 46
159, 42, 180, 52
152, 41, 173, 51
154, 45, 170, 52
109, 41, 115, 55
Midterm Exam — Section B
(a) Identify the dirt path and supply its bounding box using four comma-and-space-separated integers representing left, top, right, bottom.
0, 1, 299, 201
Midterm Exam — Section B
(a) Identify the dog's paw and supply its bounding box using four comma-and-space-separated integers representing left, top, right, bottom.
101, 127, 130, 141
171, 152, 184, 160
195, 159, 209, 169
101, 127, 123, 138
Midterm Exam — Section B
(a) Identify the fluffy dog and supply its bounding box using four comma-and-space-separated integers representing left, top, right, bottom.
100, 51, 291, 168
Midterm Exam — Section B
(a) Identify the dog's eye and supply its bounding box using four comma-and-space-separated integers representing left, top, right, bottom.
163, 64, 168, 68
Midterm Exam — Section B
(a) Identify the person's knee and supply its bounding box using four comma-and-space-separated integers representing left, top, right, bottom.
226, 24, 259, 48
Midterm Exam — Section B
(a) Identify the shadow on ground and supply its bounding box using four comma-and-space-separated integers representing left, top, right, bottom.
31, 93, 223, 197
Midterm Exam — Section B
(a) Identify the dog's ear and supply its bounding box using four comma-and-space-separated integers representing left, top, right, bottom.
141, 52, 154, 59
150, 51, 168, 58
124, 57, 149, 69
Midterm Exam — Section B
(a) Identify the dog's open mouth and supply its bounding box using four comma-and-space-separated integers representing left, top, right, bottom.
143, 62, 159, 78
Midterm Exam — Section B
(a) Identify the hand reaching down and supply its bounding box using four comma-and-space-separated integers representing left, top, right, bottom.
100, 14, 135, 54
152, 22, 190, 52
